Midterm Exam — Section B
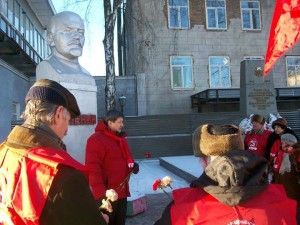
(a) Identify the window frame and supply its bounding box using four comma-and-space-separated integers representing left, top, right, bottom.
286, 56, 300, 87
170, 56, 194, 90
167, 0, 190, 29
205, 0, 227, 30
209, 56, 231, 88
240, 0, 261, 31
12, 102, 20, 121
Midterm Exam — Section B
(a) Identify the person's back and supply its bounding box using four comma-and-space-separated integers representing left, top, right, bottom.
0, 79, 107, 225
155, 124, 297, 225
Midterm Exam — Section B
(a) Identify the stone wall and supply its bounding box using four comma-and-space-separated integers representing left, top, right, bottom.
125, 0, 300, 115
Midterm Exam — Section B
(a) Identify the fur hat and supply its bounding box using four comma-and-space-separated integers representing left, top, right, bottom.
272, 118, 287, 129
193, 124, 244, 156
25, 79, 80, 118
281, 133, 298, 146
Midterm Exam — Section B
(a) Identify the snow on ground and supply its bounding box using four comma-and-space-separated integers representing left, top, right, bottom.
128, 156, 204, 199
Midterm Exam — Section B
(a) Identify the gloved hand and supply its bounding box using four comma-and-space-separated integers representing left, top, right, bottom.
96, 196, 110, 214
132, 162, 139, 174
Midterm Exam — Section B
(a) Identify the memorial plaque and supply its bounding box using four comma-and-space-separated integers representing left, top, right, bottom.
240, 60, 277, 118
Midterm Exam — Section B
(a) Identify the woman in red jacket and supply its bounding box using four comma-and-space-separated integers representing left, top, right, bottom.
85, 110, 139, 225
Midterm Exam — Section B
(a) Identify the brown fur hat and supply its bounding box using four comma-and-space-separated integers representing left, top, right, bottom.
193, 124, 244, 156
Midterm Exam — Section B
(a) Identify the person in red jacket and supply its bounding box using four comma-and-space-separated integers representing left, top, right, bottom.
155, 124, 297, 225
244, 114, 271, 157
85, 110, 139, 225
0, 79, 107, 225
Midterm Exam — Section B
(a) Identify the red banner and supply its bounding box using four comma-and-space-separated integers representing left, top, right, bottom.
264, 0, 300, 76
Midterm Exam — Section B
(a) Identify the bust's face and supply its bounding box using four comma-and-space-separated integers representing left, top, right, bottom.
51, 13, 85, 60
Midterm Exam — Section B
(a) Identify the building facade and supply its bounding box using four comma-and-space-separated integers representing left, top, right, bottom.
124, 0, 300, 115
0, 0, 55, 141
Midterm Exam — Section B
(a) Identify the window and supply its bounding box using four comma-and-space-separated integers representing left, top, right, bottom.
1, 0, 7, 17
206, 0, 227, 30
209, 56, 231, 88
12, 102, 20, 121
286, 56, 300, 87
8, 0, 13, 23
14, 1, 20, 30
170, 56, 193, 89
241, 0, 261, 30
168, 0, 190, 29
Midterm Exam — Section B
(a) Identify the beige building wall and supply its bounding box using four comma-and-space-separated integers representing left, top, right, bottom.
125, 0, 300, 115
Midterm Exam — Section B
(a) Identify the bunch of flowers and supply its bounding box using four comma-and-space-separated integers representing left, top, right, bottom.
100, 189, 118, 213
152, 176, 173, 199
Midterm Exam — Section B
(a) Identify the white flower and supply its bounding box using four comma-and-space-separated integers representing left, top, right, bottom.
160, 176, 173, 188
100, 199, 113, 213
106, 189, 118, 202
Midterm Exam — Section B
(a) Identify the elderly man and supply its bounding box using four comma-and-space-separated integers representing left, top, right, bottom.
0, 79, 107, 225
36, 11, 94, 84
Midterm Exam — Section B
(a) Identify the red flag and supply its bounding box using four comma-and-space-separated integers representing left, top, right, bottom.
264, 0, 300, 76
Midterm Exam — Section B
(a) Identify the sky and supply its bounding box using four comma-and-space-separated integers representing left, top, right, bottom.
51, 0, 115, 76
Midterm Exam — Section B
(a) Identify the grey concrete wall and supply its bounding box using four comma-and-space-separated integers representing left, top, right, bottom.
94, 76, 137, 117
125, 0, 300, 115
0, 61, 29, 142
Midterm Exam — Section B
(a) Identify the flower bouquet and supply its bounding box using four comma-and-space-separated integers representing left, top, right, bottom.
152, 176, 173, 199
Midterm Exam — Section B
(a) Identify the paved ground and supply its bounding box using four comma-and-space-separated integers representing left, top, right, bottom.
125, 193, 171, 225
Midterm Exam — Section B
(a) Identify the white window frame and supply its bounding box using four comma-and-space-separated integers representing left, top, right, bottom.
170, 56, 194, 90
168, 0, 190, 29
205, 0, 227, 30
12, 102, 20, 121
240, 0, 261, 30
286, 56, 300, 87
209, 56, 231, 88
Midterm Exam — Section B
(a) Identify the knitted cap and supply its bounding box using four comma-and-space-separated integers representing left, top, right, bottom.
281, 133, 297, 146
272, 118, 287, 129
193, 124, 244, 156
25, 79, 80, 118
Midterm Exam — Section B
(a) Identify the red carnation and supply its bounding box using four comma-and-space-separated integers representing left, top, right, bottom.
145, 153, 152, 159
152, 179, 161, 191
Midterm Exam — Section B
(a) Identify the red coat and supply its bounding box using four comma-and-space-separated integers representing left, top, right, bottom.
244, 129, 271, 156
85, 120, 132, 199
0, 145, 87, 225
171, 185, 297, 225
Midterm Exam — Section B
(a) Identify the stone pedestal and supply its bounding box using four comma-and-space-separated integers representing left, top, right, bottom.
36, 72, 97, 164
240, 60, 277, 118
126, 193, 148, 216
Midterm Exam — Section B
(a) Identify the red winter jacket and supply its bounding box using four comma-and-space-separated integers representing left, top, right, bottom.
244, 129, 271, 156
85, 120, 132, 200
171, 185, 296, 225
0, 146, 88, 225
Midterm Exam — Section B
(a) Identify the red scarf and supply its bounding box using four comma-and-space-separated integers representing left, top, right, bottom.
98, 120, 134, 168
270, 139, 297, 172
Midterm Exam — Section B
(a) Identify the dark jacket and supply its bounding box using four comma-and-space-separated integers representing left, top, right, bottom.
1, 124, 107, 225
265, 128, 299, 160
154, 150, 297, 225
